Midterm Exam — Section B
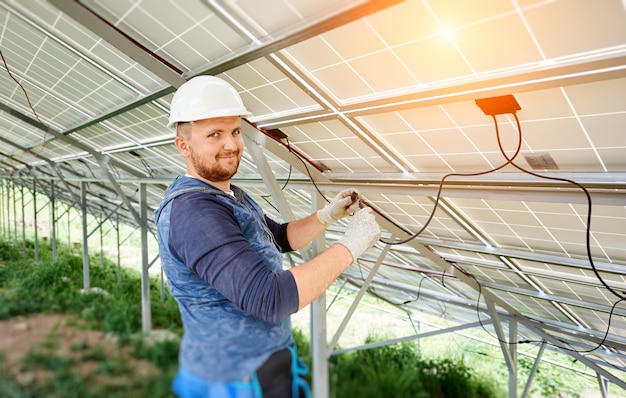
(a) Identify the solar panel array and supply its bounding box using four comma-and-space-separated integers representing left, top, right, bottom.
1, 0, 625, 392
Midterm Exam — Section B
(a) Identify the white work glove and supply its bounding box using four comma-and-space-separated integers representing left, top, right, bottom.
335, 207, 381, 262
317, 188, 362, 226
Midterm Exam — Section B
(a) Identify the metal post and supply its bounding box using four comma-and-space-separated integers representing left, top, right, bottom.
139, 183, 152, 334
33, 179, 39, 262
509, 318, 518, 398
310, 191, 329, 398
11, 180, 18, 246
0, 179, 4, 239
20, 184, 26, 259
328, 241, 392, 353
116, 213, 121, 283
521, 341, 546, 398
80, 181, 90, 289
67, 203, 71, 249
50, 182, 57, 261
597, 373, 609, 398
99, 216, 104, 268
485, 298, 516, 398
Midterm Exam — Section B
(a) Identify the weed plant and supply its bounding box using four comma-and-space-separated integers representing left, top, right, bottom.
323, 338, 500, 398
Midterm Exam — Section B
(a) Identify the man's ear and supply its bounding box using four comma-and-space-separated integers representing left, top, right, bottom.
174, 134, 189, 157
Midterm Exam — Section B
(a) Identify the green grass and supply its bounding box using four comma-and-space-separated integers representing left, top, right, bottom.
0, 238, 179, 397
327, 339, 498, 397
0, 237, 614, 397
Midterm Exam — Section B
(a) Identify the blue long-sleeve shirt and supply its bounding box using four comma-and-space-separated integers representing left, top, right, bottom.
169, 188, 299, 322
154, 176, 299, 382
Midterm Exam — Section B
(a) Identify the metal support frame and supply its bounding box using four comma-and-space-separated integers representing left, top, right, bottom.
32, 178, 39, 262
115, 213, 121, 283
485, 298, 517, 398
332, 320, 484, 356
242, 127, 295, 222
328, 241, 393, 353
80, 181, 90, 289
522, 321, 626, 390
96, 155, 141, 224
310, 191, 329, 398
50, 181, 57, 260
244, 125, 333, 395
0, 180, 4, 239
521, 341, 546, 398
252, 133, 626, 392
598, 374, 610, 398
1, 1, 624, 385
139, 183, 152, 334
20, 184, 26, 259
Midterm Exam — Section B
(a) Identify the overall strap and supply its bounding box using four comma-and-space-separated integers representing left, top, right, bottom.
287, 345, 311, 398
163, 186, 228, 203
155, 186, 230, 224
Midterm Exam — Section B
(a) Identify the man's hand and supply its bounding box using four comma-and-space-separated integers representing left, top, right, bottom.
334, 207, 381, 262
317, 188, 362, 226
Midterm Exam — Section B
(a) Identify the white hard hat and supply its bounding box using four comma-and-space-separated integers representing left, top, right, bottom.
167, 75, 252, 128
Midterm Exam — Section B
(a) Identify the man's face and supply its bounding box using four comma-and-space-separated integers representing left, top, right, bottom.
175, 116, 244, 185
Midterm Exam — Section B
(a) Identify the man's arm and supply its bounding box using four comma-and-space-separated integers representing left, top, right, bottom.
289, 208, 380, 311
286, 212, 327, 250
289, 243, 353, 310
286, 188, 361, 250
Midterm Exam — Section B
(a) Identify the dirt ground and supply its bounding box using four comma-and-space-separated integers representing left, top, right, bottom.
0, 313, 157, 388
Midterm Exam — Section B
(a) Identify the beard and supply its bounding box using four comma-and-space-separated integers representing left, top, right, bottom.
189, 148, 240, 183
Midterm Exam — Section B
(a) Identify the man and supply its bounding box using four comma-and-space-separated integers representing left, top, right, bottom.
154, 75, 381, 398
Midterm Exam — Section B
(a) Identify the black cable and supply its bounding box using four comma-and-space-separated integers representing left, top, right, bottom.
374, 111, 626, 355
129, 150, 155, 177
467, 266, 624, 356
555, 297, 625, 354
260, 138, 295, 210
492, 116, 624, 301
379, 114, 523, 245
0, 49, 43, 124
286, 139, 331, 204
401, 275, 427, 305
280, 138, 294, 191
1, 48, 48, 162
467, 270, 544, 347
276, 113, 625, 360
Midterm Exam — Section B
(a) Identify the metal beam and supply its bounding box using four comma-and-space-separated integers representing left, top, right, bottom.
480, 281, 626, 319
190, 0, 404, 78
324, 171, 626, 190
345, 55, 626, 116
415, 236, 626, 275
256, 54, 626, 129
47, 0, 185, 87
80, 181, 90, 289
243, 125, 295, 221
522, 320, 626, 390
139, 183, 152, 334
332, 320, 484, 356
343, 269, 626, 365
521, 341, 546, 398
310, 192, 329, 398
328, 240, 393, 352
